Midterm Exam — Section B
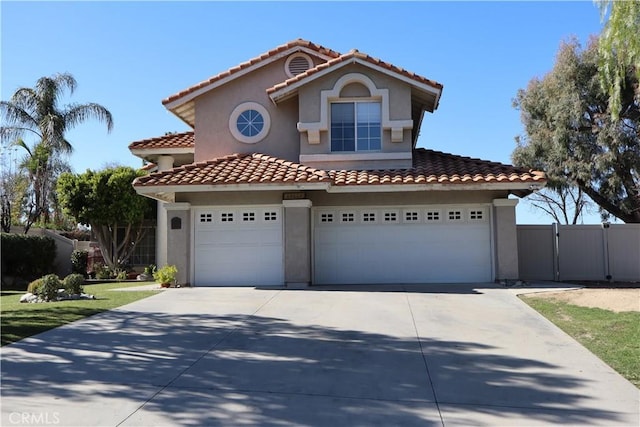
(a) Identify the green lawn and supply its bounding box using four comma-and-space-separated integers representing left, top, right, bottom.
1, 282, 158, 346
521, 296, 640, 388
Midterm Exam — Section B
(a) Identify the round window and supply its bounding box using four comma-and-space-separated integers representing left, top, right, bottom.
237, 109, 264, 137
229, 102, 271, 144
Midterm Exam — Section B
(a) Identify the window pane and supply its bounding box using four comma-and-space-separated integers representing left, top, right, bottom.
331, 102, 381, 152
237, 109, 264, 137
356, 102, 381, 151
331, 103, 355, 152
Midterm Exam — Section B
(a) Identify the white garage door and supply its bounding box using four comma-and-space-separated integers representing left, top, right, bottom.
193, 206, 283, 286
314, 206, 492, 284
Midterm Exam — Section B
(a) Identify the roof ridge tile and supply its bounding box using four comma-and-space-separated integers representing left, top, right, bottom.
163, 39, 341, 106
268, 49, 444, 96
128, 131, 195, 150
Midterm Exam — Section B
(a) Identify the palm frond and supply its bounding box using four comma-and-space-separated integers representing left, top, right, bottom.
64, 103, 114, 133
35, 73, 77, 115
11, 139, 33, 157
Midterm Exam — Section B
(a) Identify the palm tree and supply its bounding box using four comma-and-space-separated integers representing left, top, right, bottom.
0, 73, 113, 230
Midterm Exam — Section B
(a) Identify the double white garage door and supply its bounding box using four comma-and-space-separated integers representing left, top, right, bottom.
193, 205, 492, 286
314, 206, 492, 284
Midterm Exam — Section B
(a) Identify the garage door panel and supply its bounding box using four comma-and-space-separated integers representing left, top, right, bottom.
314, 207, 492, 284
194, 207, 283, 286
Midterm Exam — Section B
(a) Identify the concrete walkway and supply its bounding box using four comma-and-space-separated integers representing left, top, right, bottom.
1, 284, 638, 426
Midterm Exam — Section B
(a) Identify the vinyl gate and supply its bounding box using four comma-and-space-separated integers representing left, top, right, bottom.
517, 224, 640, 282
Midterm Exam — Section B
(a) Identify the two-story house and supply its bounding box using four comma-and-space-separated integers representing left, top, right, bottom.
129, 39, 545, 287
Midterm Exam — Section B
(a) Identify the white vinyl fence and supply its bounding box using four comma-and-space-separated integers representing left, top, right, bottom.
517, 224, 640, 282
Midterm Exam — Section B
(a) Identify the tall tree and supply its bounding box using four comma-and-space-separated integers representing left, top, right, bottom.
526, 187, 594, 225
0, 148, 29, 232
57, 167, 155, 269
513, 38, 639, 223
0, 73, 113, 227
596, 0, 640, 121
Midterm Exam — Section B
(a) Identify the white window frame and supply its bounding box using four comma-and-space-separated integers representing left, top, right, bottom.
330, 100, 382, 153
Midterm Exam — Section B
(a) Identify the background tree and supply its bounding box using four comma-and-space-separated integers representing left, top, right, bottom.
0, 147, 29, 232
0, 73, 113, 229
596, 0, 640, 121
57, 167, 156, 269
513, 38, 639, 223
526, 186, 594, 225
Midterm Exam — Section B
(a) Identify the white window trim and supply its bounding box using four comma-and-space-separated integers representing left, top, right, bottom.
330, 100, 382, 153
229, 102, 271, 144
297, 73, 412, 144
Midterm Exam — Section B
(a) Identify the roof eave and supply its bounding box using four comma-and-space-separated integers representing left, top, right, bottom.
133, 180, 545, 197
134, 182, 331, 195
327, 181, 546, 193
269, 57, 443, 111
164, 45, 339, 113
130, 147, 195, 161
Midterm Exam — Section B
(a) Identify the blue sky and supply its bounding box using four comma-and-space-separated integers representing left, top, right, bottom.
1, 1, 606, 224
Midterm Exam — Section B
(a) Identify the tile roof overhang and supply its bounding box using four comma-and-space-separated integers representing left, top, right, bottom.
267, 50, 443, 112
129, 131, 195, 162
133, 149, 546, 201
161, 39, 341, 127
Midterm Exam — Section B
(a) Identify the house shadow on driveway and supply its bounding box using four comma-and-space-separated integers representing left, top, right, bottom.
1, 303, 633, 426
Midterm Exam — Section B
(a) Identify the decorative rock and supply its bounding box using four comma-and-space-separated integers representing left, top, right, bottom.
19, 293, 38, 303
18, 292, 96, 303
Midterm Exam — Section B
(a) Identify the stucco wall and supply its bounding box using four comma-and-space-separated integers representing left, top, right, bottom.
194, 60, 300, 162
165, 203, 191, 285
283, 200, 312, 286
176, 189, 509, 207
177, 191, 283, 206
309, 190, 508, 206
492, 199, 519, 280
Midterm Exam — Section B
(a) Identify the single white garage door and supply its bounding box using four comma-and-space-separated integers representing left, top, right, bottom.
314, 206, 492, 284
193, 206, 283, 286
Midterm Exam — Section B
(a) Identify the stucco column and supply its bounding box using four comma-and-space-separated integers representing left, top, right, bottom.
155, 155, 174, 268
283, 199, 312, 288
165, 202, 191, 286
493, 198, 520, 281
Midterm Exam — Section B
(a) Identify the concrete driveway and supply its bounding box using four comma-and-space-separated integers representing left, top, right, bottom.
1, 284, 638, 426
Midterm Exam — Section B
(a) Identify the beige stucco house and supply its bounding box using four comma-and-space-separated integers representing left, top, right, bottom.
129, 39, 545, 287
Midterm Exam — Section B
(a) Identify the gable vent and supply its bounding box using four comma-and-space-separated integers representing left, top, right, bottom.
285, 53, 313, 77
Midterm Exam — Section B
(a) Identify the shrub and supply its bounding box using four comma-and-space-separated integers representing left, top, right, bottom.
115, 269, 127, 281
59, 229, 91, 241
94, 263, 112, 280
63, 274, 85, 295
153, 265, 178, 285
27, 278, 44, 295
1, 233, 56, 283
39, 274, 62, 301
71, 250, 89, 276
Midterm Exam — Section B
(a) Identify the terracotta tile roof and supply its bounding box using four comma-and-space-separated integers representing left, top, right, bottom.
140, 162, 157, 172
133, 153, 331, 187
268, 49, 443, 96
128, 131, 194, 150
162, 39, 341, 106
330, 149, 545, 186
134, 149, 545, 189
